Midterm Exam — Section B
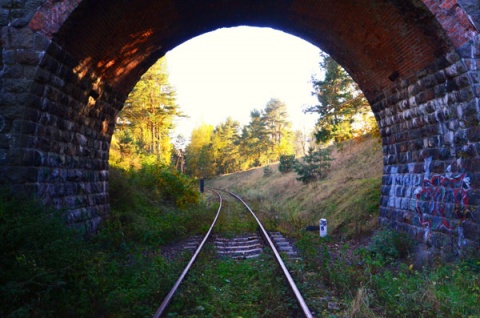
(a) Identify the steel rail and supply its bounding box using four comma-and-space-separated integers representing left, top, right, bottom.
152, 189, 222, 318
226, 190, 314, 318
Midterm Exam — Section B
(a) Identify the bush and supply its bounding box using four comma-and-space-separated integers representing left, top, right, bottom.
263, 166, 273, 177
368, 228, 415, 264
134, 163, 200, 208
0, 190, 91, 317
0, 182, 212, 316
278, 154, 296, 173
109, 166, 135, 211
294, 147, 333, 183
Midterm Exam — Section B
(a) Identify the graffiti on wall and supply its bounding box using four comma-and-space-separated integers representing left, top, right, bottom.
414, 164, 471, 231
409, 155, 474, 237
389, 156, 473, 234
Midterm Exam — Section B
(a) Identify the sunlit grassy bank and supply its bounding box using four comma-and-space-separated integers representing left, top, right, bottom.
208, 135, 383, 239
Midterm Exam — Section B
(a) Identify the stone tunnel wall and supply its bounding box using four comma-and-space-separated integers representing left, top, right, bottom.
1, 0, 124, 230
375, 37, 480, 252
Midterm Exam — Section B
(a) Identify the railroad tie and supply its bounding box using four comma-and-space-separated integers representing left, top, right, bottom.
182, 235, 203, 251
214, 234, 264, 259
269, 232, 301, 260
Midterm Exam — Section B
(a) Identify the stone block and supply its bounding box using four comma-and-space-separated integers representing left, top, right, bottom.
34, 33, 50, 50
454, 129, 468, 145
2, 65, 23, 78
15, 49, 41, 65
1, 26, 34, 49
463, 101, 479, 119
460, 221, 480, 242
454, 73, 471, 88
3, 78, 30, 93
10, 9, 32, 27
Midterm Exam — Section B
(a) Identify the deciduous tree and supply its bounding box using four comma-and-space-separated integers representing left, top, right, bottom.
185, 124, 214, 178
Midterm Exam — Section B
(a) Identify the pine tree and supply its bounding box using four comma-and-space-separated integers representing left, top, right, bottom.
238, 109, 271, 167
305, 53, 371, 144
262, 98, 294, 160
211, 117, 242, 174
294, 147, 333, 183
119, 57, 183, 164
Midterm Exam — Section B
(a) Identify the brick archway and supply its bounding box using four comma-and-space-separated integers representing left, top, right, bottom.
1, 0, 479, 249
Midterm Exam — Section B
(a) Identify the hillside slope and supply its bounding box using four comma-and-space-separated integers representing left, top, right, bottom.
207, 135, 383, 239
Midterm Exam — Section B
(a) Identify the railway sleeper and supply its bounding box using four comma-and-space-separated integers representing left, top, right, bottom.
269, 232, 302, 260
182, 235, 203, 251
213, 234, 264, 259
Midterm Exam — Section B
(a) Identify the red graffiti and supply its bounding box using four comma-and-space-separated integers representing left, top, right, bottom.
415, 172, 471, 230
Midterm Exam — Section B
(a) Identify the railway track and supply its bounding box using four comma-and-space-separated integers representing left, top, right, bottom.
153, 188, 313, 318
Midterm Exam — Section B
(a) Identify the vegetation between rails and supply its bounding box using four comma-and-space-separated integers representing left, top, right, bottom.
167, 250, 299, 318
166, 196, 299, 317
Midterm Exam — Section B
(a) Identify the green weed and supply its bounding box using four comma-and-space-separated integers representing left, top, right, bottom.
167, 251, 298, 317
0, 162, 215, 317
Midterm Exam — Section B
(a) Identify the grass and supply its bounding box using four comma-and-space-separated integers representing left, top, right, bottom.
208, 135, 383, 239
165, 195, 302, 317
212, 196, 258, 237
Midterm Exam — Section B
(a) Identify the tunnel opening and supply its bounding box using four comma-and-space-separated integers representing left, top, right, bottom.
0, 0, 478, 248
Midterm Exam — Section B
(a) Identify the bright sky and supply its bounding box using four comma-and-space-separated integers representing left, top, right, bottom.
166, 26, 322, 138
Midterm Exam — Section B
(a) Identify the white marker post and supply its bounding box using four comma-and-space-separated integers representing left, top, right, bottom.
319, 218, 327, 237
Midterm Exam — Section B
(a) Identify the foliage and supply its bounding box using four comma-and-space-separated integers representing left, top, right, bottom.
367, 228, 415, 265
208, 134, 383, 239
367, 259, 480, 317
305, 53, 376, 144
138, 164, 199, 208
0, 190, 89, 317
262, 98, 294, 159
238, 109, 272, 167
115, 57, 183, 164
293, 129, 311, 157
210, 117, 242, 175
184, 99, 295, 177
278, 154, 296, 173
0, 167, 214, 317
294, 147, 333, 183
292, 229, 480, 317
263, 165, 273, 177
184, 123, 214, 178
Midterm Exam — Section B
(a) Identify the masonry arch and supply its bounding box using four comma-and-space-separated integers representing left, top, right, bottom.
1, 0, 479, 249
